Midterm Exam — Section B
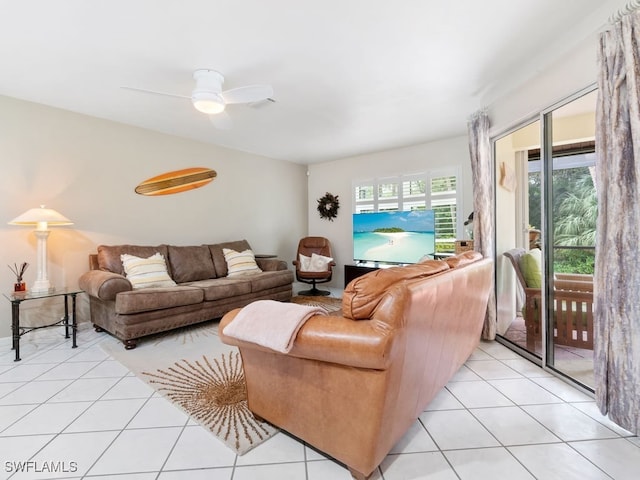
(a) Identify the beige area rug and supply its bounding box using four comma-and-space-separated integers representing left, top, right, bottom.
290, 294, 342, 314
99, 295, 342, 455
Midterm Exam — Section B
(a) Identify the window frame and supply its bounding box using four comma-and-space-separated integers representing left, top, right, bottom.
353, 168, 462, 253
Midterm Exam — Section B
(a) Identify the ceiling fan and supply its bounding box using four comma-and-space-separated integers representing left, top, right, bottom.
122, 69, 274, 130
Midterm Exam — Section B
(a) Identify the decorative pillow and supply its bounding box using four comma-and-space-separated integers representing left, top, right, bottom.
223, 248, 263, 277
207, 240, 252, 277
120, 253, 177, 289
519, 249, 542, 288
298, 253, 312, 271
307, 253, 333, 272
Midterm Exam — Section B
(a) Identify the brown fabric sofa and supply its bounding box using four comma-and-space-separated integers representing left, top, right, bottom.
219, 251, 492, 479
79, 239, 293, 349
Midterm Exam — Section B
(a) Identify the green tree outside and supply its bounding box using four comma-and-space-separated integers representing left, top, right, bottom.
528, 163, 596, 274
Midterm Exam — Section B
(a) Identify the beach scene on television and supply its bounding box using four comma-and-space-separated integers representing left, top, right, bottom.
352, 210, 435, 264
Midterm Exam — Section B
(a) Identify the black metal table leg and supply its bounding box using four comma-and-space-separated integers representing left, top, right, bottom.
71, 293, 78, 348
11, 301, 20, 362
64, 294, 70, 339
4, 288, 82, 361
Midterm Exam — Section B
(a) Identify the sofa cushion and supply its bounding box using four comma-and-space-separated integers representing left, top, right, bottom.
98, 245, 170, 276
186, 277, 253, 301
168, 245, 216, 283
208, 240, 252, 277
247, 270, 294, 292
342, 260, 450, 320
115, 286, 204, 314
520, 249, 542, 288
256, 258, 288, 272
121, 253, 177, 289
223, 248, 263, 276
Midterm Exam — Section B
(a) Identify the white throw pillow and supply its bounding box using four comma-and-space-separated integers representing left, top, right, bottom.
307, 253, 333, 272
120, 252, 177, 289
223, 248, 263, 276
298, 253, 312, 271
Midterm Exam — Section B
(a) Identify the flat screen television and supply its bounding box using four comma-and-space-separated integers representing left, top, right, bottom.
352, 210, 436, 264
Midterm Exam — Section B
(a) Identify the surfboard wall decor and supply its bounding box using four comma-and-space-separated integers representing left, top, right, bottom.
135, 167, 217, 196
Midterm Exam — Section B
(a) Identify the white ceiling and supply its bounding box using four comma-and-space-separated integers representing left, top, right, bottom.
0, 0, 627, 164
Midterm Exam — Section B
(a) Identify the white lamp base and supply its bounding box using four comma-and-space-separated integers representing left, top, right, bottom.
30, 279, 52, 293
32, 230, 54, 293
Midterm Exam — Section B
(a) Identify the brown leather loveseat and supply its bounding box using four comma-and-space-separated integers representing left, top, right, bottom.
220, 251, 492, 479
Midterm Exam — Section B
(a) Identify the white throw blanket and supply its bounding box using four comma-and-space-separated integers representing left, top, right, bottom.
222, 300, 326, 353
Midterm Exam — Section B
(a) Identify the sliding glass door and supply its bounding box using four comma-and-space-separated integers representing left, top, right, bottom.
494, 88, 597, 390
495, 120, 541, 359
544, 90, 596, 388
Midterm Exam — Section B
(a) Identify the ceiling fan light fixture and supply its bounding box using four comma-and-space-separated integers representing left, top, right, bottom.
124, 69, 271, 128
192, 90, 225, 114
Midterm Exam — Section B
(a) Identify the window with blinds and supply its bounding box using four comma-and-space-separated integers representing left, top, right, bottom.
430, 174, 458, 253
353, 170, 460, 253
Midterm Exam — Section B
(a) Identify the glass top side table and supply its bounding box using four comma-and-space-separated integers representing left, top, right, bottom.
3, 287, 83, 361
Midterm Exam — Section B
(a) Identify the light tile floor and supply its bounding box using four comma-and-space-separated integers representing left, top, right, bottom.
0, 323, 639, 480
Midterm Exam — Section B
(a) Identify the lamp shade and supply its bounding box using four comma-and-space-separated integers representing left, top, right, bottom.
9, 205, 73, 230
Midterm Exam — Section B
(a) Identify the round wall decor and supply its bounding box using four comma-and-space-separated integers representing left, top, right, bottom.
317, 192, 340, 221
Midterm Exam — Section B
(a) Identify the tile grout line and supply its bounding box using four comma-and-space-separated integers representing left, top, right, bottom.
80, 371, 162, 478
473, 347, 565, 480
13, 357, 138, 479
154, 413, 192, 476
477, 344, 628, 479
0, 333, 107, 435
1, 329, 97, 480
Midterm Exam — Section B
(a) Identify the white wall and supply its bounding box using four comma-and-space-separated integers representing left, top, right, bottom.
490, 27, 601, 338
305, 20, 608, 292
307, 136, 473, 288
0, 95, 307, 337
489, 30, 600, 137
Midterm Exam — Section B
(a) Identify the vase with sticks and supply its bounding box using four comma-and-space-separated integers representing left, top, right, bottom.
9, 262, 29, 292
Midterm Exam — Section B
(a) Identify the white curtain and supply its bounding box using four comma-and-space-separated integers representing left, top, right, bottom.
468, 111, 497, 340
595, 10, 640, 435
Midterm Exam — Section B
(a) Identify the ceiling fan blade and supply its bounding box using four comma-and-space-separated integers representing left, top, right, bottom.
210, 111, 233, 130
248, 97, 276, 109
120, 86, 190, 100
221, 85, 274, 104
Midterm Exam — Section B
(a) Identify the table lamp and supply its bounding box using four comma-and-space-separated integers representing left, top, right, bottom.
8, 205, 73, 293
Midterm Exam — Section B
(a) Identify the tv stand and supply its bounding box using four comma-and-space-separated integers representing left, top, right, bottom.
345, 264, 379, 287
346, 262, 405, 286
346, 261, 413, 286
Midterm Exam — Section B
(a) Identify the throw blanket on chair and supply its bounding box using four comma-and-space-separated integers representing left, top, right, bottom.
222, 300, 326, 353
